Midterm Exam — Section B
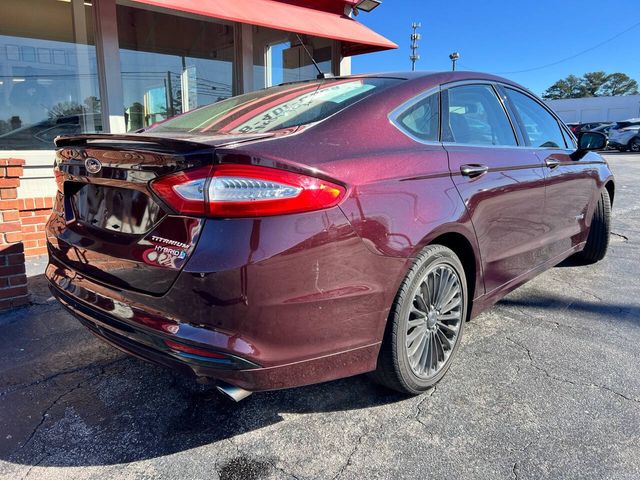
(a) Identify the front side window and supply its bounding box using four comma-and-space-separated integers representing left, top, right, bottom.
396, 93, 439, 142
505, 88, 566, 148
443, 85, 517, 146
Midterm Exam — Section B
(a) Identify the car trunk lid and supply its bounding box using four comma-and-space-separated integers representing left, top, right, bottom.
48, 133, 272, 295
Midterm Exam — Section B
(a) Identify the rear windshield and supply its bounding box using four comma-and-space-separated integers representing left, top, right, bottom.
148, 77, 401, 135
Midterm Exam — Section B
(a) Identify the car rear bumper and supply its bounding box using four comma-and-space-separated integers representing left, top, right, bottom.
46, 204, 409, 391
47, 261, 383, 391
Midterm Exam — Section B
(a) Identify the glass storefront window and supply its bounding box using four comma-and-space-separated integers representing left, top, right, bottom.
0, 0, 100, 150
117, 6, 234, 132
253, 27, 333, 90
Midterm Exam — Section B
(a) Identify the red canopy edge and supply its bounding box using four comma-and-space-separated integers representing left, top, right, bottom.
131, 0, 398, 56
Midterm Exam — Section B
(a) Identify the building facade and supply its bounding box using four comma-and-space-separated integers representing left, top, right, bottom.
546, 95, 640, 124
0, 0, 396, 198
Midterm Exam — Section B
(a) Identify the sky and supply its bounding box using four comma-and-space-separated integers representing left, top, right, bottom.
351, 0, 640, 96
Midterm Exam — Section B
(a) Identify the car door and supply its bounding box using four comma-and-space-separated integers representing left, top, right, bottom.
501, 86, 595, 259
443, 83, 547, 294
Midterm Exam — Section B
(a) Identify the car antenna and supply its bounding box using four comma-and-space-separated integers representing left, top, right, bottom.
295, 33, 333, 79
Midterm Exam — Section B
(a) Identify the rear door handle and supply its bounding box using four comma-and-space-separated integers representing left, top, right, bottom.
460, 164, 489, 177
545, 158, 560, 169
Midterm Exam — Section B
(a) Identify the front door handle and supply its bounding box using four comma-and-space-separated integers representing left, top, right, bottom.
545, 158, 560, 169
460, 164, 489, 177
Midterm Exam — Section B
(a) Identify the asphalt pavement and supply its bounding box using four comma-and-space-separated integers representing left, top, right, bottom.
1, 153, 639, 480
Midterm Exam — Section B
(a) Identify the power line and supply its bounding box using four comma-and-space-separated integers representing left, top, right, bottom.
495, 20, 640, 74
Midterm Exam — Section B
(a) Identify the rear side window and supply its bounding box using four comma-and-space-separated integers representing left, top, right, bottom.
443, 84, 517, 146
396, 93, 440, 142
505, 88, 566, 148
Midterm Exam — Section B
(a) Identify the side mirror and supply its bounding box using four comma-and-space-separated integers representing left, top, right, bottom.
571, 131, 607, 160
577, 131, 607, 151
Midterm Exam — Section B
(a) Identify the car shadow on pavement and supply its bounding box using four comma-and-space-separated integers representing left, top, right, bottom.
0, 275, 408, 470
499, 295, 640, 327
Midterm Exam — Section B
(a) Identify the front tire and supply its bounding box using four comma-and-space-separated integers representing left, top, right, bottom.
372, 245, 467, 394
574, 188, 611, 264
630, 138, 640, 153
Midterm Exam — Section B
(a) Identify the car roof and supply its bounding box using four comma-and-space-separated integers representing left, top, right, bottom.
281, 71, 529, 93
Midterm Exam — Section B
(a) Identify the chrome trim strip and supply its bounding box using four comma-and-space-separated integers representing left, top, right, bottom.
388, 86, 442, 146
388, 78, 579, 151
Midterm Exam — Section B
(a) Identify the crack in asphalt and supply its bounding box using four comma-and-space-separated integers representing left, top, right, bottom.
412, 386, 436, 428
512, 462, 519, 480
611, 232, 629, 242
331, 430, 367, 480
11, 359, 127, 458
0, 358, 127, 398
505, 337, 639, 405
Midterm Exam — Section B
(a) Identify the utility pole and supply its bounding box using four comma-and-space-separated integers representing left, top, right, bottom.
449, 52, 460, 71
410, 22, 421, 71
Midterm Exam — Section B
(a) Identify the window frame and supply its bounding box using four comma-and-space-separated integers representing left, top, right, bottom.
497, 84, 575, 150
389, 79, 578, 151
388, 86, 441, 145
440, 82, 520, 148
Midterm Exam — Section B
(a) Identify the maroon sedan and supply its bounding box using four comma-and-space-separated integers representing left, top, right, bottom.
47, 72, 614, 401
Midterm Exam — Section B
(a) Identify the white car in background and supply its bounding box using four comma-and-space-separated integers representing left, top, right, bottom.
608, 118, 640, 152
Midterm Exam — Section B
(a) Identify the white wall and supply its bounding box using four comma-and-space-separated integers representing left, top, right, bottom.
545, 95, 640, 123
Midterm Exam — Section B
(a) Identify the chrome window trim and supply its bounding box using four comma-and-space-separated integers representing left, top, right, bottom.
388, 86, 442, 146
389, 78, 577, 151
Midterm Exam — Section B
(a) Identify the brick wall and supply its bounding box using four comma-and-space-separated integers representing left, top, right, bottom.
0, 159, 29, 311
18, 197, 54, 257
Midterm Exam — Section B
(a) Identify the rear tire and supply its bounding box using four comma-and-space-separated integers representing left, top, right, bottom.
372, 245, 467, 395
573, 188, 611, 264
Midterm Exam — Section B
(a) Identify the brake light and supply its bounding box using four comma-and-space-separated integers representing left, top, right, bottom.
151, 164, 346, 217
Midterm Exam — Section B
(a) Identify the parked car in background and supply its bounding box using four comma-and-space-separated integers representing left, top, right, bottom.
566, 122, 610, 136
608, 118, 640, 152
46, 72, 614, 401
628, 132, 640, 153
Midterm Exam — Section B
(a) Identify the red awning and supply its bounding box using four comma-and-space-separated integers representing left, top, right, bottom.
130, 0, 397, 56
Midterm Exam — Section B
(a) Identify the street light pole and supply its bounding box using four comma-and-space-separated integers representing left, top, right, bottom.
410, 22, 421, 71
449, 52, 460, 71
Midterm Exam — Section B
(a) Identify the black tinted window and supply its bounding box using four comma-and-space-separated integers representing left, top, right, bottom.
397, 93, 439, 141
505, 88, 566, 148
443, 85, 516, 146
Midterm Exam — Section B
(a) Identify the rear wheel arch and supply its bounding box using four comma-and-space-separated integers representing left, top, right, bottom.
426, 232, 478, 319
604, 180, 615, 207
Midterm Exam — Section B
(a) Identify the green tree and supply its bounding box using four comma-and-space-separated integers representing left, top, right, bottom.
600, 73, 639, 96
543, 72, 639, 99
581, 71, 608, 97
542, 75, 585, 100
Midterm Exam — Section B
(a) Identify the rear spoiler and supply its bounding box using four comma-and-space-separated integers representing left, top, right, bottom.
54, 134, 213, 154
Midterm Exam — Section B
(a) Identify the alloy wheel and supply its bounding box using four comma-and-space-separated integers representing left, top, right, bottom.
631, 140, 640, 153
405, 264, 463, 379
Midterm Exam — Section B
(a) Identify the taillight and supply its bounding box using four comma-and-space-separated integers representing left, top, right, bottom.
151, 164, 346, 217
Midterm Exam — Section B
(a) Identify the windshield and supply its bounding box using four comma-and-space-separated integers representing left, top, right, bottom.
148, 77, 401, 135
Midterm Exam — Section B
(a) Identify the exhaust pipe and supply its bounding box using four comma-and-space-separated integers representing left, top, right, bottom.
216, 381, 253, 402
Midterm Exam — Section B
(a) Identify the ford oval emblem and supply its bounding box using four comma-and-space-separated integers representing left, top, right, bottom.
85, 157, 102, 174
